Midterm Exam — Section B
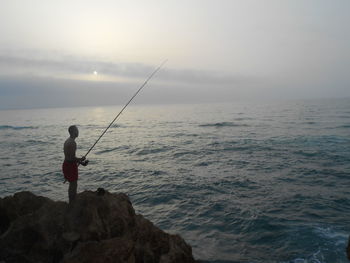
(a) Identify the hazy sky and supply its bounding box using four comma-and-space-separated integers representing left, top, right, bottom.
0, 0, 349, 109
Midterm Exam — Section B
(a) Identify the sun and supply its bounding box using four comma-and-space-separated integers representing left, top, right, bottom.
93, 71, 98, 75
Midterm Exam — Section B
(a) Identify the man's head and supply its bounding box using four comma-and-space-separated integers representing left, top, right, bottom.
68, 125, 79, 138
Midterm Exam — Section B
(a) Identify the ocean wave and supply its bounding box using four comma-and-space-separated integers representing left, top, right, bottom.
199, 122, 248, 128
194, 161, 211, 167
283, 252, 324, 263
313, 226, 348, 241
111, 123, 127, 128
150, 170, 167, 176
303, 121, 317, 125
292, 150, 320, 158
170, 132, 199, 138
0, 125, 37, 130
234, 117, 253, 121
173, 150, 199, 158
136, 146, 173, 156
338, 124, 350, 128
207, 140, 274, 153
95, 145, 130, 155
338, 115, 350, 119
25, 139, 50, 145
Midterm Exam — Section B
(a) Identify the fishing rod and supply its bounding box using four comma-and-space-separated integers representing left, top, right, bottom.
83, 60, 167, 159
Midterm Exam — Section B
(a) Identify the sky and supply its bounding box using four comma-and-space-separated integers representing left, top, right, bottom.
0, 0, 349, 109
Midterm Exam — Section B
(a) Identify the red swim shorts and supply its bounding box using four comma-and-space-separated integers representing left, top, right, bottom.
62, 161, 78, 182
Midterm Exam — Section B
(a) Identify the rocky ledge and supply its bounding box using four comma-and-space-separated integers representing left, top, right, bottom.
0, 189, 196, 263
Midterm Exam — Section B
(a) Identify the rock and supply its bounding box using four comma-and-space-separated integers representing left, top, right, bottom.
347, 236, 350, 260
0, 189, 196, 263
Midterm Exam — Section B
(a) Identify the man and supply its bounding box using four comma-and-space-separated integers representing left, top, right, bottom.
62, 125, 88, 204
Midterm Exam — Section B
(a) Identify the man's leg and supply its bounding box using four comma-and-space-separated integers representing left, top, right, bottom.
68, 180, 77, 204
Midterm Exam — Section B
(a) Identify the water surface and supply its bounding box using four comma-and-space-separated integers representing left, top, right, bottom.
1, 99, 350, 262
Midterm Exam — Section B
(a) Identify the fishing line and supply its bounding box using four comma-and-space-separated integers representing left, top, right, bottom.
83, 60, 167, 159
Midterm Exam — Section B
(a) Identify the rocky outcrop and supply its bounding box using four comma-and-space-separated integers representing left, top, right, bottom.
347, 236, 350, 261
0, 190, 196, 263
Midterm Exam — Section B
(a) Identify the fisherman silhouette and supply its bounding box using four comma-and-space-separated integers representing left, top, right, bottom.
62, 125, 89, 204
60, 62, 165, 204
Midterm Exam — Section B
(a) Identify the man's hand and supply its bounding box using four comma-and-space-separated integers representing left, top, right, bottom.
80, 160, 89, 166
80, 156, 86, 162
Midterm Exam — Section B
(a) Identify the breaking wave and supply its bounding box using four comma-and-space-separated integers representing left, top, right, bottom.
199, 122, 248, 128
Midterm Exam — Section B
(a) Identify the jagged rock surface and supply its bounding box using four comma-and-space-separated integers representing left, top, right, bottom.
347, 236, 350, 261
0, 190, 196, 263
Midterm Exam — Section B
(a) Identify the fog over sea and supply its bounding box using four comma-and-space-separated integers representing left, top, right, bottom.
1, 99, 350, 263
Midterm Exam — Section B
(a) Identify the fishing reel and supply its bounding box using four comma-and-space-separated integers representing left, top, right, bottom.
80, 160, 89, 166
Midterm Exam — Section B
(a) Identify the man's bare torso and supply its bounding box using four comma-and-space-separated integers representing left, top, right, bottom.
64, 137, 77, 162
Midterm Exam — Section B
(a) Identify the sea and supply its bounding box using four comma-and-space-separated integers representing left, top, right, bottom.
0, 98, 350, 263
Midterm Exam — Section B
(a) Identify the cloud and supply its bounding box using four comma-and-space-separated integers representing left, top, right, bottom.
0, 50, 249, 86
0, 75, 138, 109
1, 50, 349, 110
0, 72, 265, 110
0, 50, 265, 109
